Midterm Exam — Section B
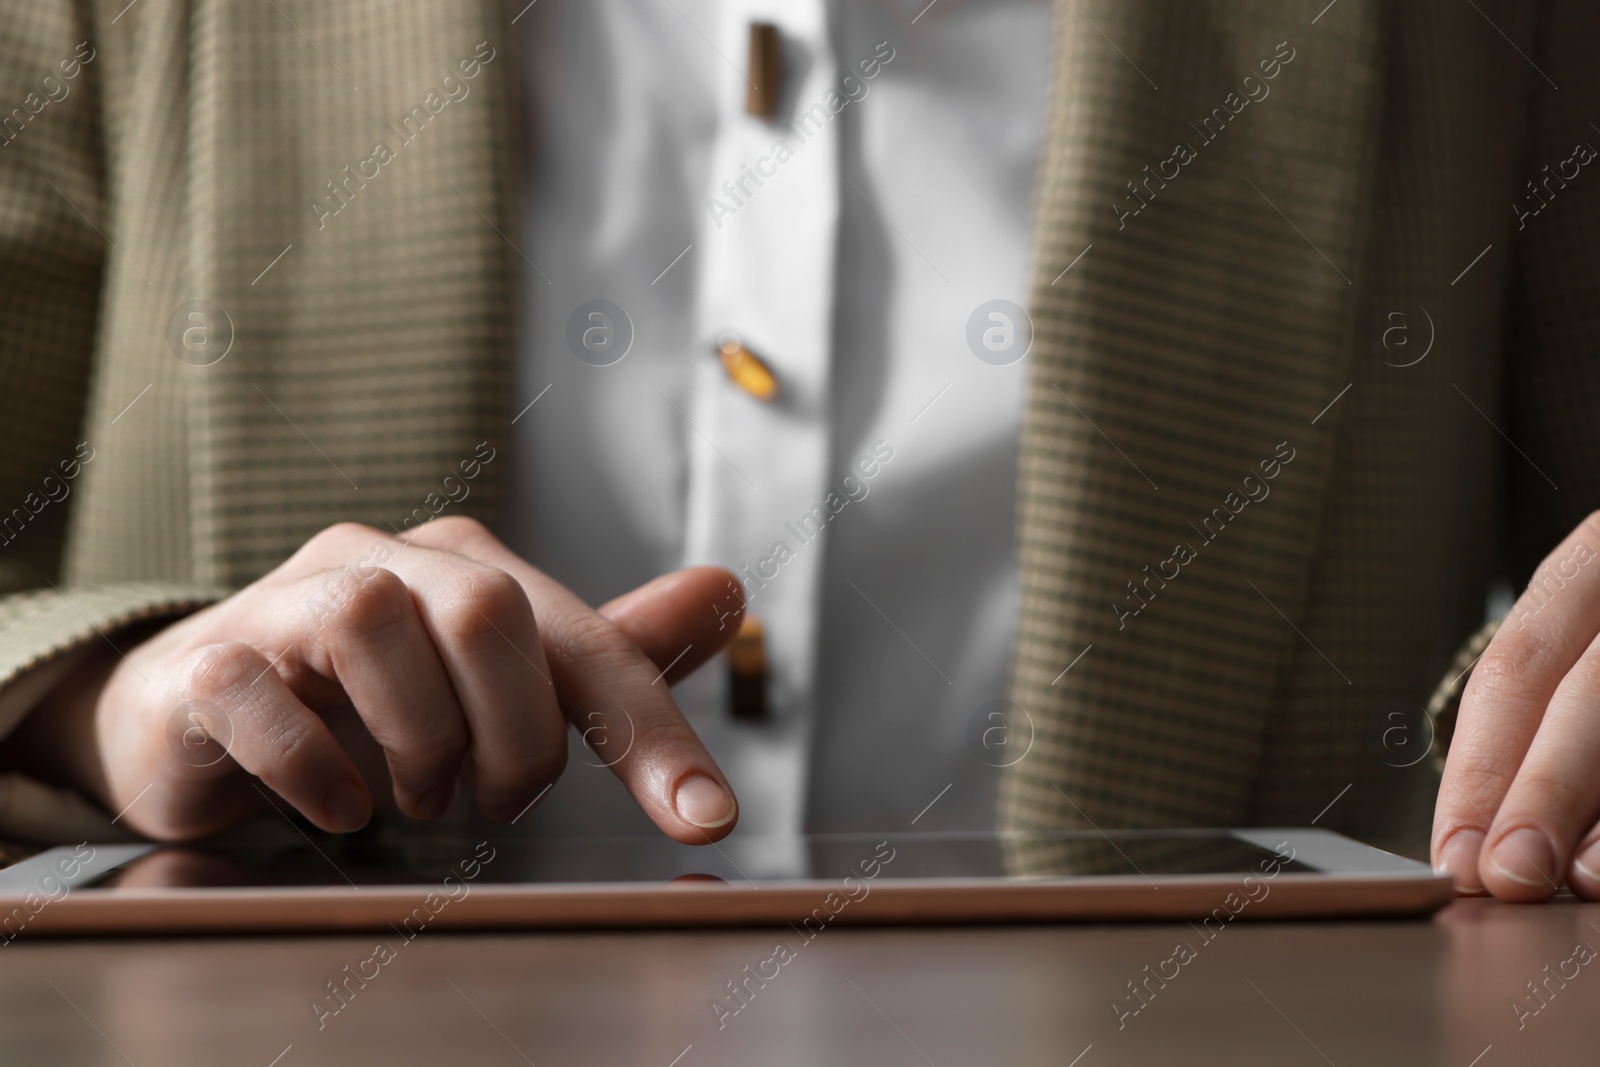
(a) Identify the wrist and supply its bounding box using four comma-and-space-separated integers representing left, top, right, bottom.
0, 642, 121, 806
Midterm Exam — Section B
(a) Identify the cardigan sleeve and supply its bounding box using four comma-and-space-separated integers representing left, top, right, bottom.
0, 3, 231, 842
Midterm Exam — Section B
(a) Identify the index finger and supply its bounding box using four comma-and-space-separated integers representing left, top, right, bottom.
405, 518, 738, 842
1433, 514, 1600, 893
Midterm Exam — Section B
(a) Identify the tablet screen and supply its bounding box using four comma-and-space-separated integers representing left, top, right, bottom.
2, 828, 1316, 894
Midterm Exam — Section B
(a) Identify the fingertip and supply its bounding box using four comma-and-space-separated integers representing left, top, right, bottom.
1481, 826, 1561, 902
322, 779, 372, 833
669, 772, 738, 843
402, 779, 457, 822
1570, 840, 1600, 900
477, 780, 554, 825
1435, 827, 1487, 896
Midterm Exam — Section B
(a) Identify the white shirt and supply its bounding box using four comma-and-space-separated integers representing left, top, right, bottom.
502, 0, 1051, 843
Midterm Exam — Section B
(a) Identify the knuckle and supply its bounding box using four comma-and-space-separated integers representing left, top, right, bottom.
298, 522, 381, 561
180, 642, 265, 703
1467, 631, 1556, 701
325, 566, 412, 642
318, 520, 380, 544
551, 611, 639, 674
435, 567, 531, 648
419, 514, 490, 547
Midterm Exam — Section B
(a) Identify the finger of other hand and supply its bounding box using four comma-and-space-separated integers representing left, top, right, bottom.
1434, 517, 1600, 895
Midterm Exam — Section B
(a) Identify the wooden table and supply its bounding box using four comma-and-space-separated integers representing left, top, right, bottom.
3, 899, 1596, 1066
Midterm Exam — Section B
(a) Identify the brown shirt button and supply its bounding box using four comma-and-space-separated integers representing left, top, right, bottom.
717, 337, 779, 401
746, 23, 781, 118
727, 612, 769, 721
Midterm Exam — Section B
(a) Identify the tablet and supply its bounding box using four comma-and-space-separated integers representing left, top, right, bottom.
0, 826, 1450, 938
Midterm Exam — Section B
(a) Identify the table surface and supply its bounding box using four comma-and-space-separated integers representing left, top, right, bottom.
3, 898, 1596, 1066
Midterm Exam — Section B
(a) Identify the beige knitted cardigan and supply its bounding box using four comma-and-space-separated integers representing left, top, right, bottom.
1, 1, 1590, 854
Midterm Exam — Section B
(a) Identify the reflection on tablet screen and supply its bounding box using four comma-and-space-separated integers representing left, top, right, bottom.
85, 829, 1313, 891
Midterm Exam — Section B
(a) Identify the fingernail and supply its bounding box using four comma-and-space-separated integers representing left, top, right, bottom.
1487, 827, 1557, 889
674, 773, 736, 829
1572, 841, 1600, 886
325, 780, 370, 831
1437, 829, 1486, 894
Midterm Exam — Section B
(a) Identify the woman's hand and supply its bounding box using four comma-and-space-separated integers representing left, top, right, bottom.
16, 518, 743, 844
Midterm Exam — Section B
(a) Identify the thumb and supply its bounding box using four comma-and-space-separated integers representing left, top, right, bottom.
599, 567, 745, 686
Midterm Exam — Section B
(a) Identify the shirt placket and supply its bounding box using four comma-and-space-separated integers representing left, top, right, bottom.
681, 0, 839, 841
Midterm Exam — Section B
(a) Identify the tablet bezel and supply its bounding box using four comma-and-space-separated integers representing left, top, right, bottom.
0, 827, 1451, 937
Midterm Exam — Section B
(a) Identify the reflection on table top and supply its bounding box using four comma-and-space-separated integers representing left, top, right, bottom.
2, 898, 1595, 1066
